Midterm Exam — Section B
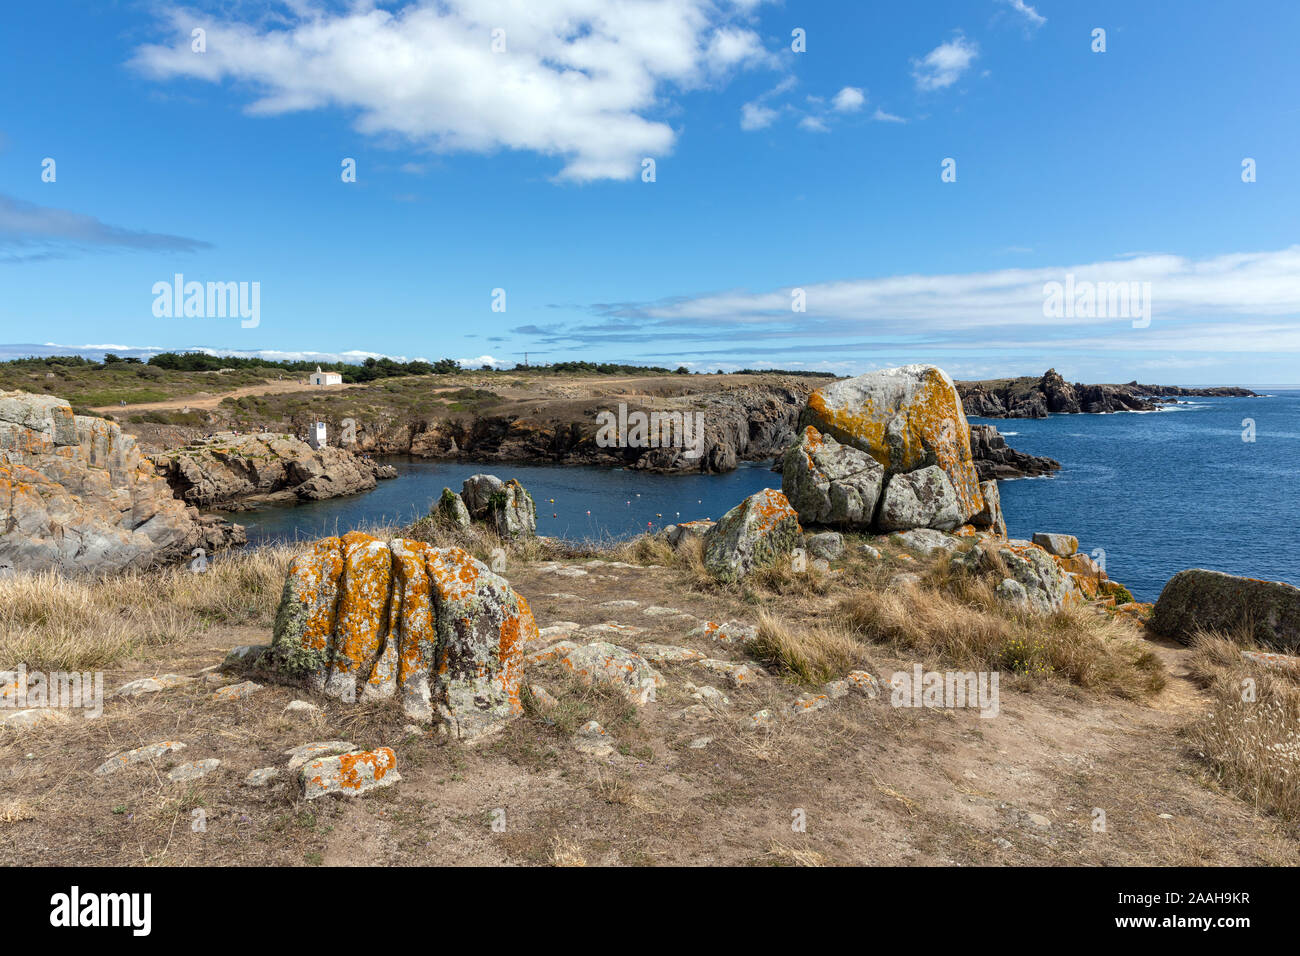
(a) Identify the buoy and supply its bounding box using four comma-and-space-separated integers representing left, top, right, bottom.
586, 510, 591, 515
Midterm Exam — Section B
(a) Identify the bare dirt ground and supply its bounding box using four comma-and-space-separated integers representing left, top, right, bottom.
1, 554, 1294, 868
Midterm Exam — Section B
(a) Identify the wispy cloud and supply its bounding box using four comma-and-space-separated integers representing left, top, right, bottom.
1001, 0, 1046, 28
912, 35, 979, 91
0, 194, 209, 263
132, 1, 777, 182
515, 247, 1300, 360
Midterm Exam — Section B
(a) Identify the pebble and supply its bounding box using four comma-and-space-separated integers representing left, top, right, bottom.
167, 759, 220, 783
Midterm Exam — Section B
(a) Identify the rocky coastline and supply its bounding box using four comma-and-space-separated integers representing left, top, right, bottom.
957, 368, 1257, 419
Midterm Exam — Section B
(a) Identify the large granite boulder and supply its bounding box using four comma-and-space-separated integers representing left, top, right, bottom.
780, 425, 884, 527
0, 390, 242, 573
434, 487, 471, 528
801, 364, 984, 525
877, 465, 963, 532
261, 532, 536, 740
702, 488, 802, 582
1151, 569, 1300, 653
152, 432, 393, 508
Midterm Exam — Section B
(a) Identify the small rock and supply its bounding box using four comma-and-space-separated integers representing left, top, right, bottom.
300, 747, 400, 800
245, 767, 280, 787
806, 531, 845, 560
746, 709, 775, 730
1, 708, 72, 731
1157, 812, 1174, 820
573, 720, 614, 757
167, 758, 220, 783
642, 606, 689, 618
1027, 813, 1052, 828
284, 740, 356, 772
823, 679, 849, 699
994, 837, 1013, 850
94, 740, 186, 775
846, 670, 880, 699
636, 643, 705, 664
282, 700, 321, 719
528, 684, 559, 709
688, 736, 713, 749
213, 680, 262, 702
888, 573, 922, 590
596, 600, 639, 610
860, 544, 882, 560
689, 620, 758, 645
677, 704, 713, 721
111, 674, 190, 699
789, 694, 830, 715
692, 685, 731, 707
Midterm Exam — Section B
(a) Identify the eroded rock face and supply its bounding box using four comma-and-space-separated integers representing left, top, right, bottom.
781, 425, 884, 527
262, 532, 535, 740
702, 488, 802, 582
878, 465, 962, 532
801, 365, 983, 525
970, 480, 1007, 537
1151, 569, 1300, 653
151, 431, 394, 509
0, 390, 243, 573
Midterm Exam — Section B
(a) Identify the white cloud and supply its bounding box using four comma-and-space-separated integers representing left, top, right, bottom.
132, 1, 776, 182
911, 36, 979, 91
740, 102, 778, 130
1002, 0, 1046, 27
798, 115, 829, 133
872, 107, 906, 123
831, 86, 865, 112
459, 354, 504, 367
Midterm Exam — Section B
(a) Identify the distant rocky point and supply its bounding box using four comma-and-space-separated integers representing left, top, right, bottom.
957, 368, 1256, 419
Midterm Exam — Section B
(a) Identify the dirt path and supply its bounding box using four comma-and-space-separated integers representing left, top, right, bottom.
2, 556, 1294, 868
90, 379, 374, 415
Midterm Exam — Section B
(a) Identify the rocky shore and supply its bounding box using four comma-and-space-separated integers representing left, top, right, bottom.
0, 390, 243, 574
957, 368, 1256, 419
150, 432, 397, 511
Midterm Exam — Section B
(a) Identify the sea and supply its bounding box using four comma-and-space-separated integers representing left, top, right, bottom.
235, 389, 1299, 602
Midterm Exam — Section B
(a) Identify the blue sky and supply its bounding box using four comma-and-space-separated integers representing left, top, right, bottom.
1, 0, 1298, 384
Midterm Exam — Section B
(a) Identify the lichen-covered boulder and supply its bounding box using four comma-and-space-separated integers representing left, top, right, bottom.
1151, 569, 1300, 652
780, 426, 884, 527
806, 531, 844, 560
970, 480, 1007, 537
998, 544, 1077, 613
878, 465, 962, 531
434, 487, 471, 528
667, 520, 715, 549
264, 532, 535, 740
801, 365, 983, 524
702, 488, 802, 582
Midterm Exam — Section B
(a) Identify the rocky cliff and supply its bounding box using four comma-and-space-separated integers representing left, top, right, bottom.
150, 432, 398, 510
0, 390, 243, 574
340, 383, 813, 474
958, 369, 1255, 418
968, 425, 1060, 480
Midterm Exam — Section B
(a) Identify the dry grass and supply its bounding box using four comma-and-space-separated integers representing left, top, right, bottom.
749, 610, 870, 685
837, 576, 1166, 698
1185, 628, 1300, 821
548, 836, 587, 867
0, 545, 294, 671
767, 840, 830, 867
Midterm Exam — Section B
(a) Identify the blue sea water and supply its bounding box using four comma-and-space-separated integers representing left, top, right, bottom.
237, 390, 1299, 602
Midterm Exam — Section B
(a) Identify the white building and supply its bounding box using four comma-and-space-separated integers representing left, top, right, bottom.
309, 366, 343, 386
307, 422, 328, 449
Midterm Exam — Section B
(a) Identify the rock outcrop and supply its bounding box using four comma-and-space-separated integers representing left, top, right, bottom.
957, 369, 1256, 419
236, 532, 537, 740
151, 432, 396, 510
877, 465, 962, 532
780, 426, 884, 527
1150, 569, 1300, 653
968, 425, 1061, 481
460, 474, 537, 538
800, 364, 983, 526
702, 488, 802, 582
0, 390, 244, 573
